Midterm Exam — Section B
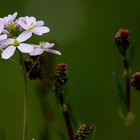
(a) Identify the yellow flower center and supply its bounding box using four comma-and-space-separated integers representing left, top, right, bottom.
13, 39, 20, 46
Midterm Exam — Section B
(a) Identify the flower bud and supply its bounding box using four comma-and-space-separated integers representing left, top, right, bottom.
130, 72, 140, 90
114, 29, 131, 55
54, 63, 68, 92
74, 123, 94, 140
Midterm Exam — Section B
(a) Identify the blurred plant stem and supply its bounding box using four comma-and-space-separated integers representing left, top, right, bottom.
123, 56, 131, 114
59, 92, 74, 140
54, 64, 74, 140
36, 79, 53, 140
125, 125, 132, 140
19, 52, 28, 140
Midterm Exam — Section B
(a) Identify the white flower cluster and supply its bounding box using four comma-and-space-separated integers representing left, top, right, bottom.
0, 12, 61, 59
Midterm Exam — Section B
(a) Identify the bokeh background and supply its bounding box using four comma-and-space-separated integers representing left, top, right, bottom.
0, 0, 140, 140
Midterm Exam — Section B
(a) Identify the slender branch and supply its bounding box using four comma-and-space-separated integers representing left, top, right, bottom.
27, 56, 40, 77
19, 53, 28, 140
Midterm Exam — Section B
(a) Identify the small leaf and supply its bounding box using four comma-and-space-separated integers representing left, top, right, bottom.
128, 42, 135, 70
112, 72, 127, 118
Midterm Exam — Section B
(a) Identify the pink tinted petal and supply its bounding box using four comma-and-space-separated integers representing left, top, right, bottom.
36, 20, 44, 26
29, 48, 44, 56
2, 29, 9, 34
0, 38, 14, 46
45, 49, 61, 55
17, 31, 32, 42
18, 43, 33, 53
26, 16, 36, 25
17, 20, 28, 30
9, 12, 17, 22
2, 45, 16, 59
45, 42, 54, 49
32, 26, 50, 35
0, 34, 7, 41
0, 20, 4, 34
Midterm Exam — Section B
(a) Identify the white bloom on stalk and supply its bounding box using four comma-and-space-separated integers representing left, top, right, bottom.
0, 31, 33, 59
1, 12, 17, 27
0, 19, 7, 41
17, 16, 50, 35
29, 42, 61, 56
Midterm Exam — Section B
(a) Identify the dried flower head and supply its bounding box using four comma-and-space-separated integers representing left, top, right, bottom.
74, 123, 93, 140
130, 72, 140, 90
114, 29, 131, 55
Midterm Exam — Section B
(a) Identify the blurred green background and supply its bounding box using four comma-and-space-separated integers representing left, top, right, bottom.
0, 0, 140, 140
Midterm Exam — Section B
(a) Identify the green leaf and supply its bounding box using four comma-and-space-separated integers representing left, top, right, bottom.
85, 124, 96, 140
128, 42, 135, 70
112, 72, 127, 118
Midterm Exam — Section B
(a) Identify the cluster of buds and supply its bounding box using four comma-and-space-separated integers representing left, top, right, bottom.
54, 63, 68, 92
130, 72, 140, 91
74, 123, 93, 140
0, 12, 61, 60
114, 29, 131, 55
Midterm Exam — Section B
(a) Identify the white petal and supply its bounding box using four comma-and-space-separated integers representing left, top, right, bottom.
32, 26, 50, 35
10, 12, 17, 22
46, 49, 61, 55
2, 45, 16, 59
0, 38, 14, 46
25, 16, 36, 25
0, 20, 4, 34
17, 31, 32, 42
2, 29, 9, 34
17, 43, 33, 53
36, 20, 44, 26
17, 20, 28, 30
45, 42, 55, 48
0, 34, 7, 41
29, 47, 44, 56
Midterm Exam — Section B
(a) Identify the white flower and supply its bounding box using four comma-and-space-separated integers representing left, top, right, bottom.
29, 42, 61, 56
1, 12, 17, 27
17, 16, 50, 35
1, 31, 33, 59
0, 19, 7, 41
0, 34, 7, 42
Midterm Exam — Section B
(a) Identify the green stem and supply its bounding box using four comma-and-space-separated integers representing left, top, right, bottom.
19, 52, 28, 140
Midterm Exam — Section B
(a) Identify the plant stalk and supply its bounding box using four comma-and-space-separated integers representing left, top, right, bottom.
59, 92, 74, 140
19, 53, 28, 140
123, 56, 131, 113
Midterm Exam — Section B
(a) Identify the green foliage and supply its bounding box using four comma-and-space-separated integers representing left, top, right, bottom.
112, 72, 127, 118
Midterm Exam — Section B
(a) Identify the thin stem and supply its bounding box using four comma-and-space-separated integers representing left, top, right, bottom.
59, 92, 74, 140
19, 53, 28, 140
123, 56, 131, 113
27, 56, 40, 77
